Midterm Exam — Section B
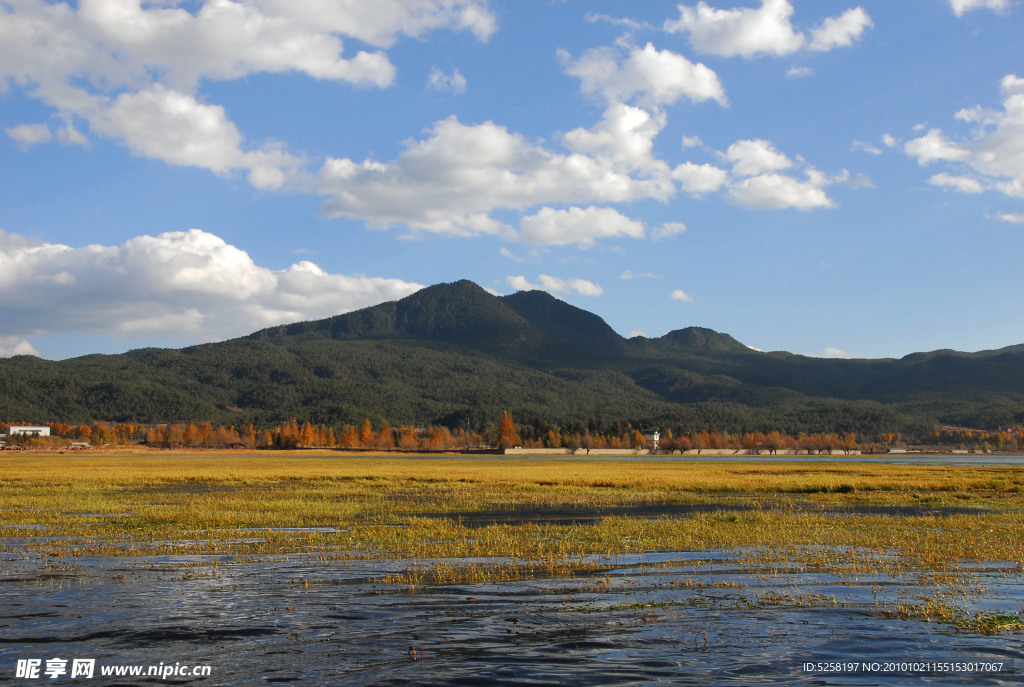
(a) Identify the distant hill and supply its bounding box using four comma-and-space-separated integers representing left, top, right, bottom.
2, 280, 1022, 435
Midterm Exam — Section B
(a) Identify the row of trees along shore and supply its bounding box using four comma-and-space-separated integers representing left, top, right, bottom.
3, 415, 1024, 453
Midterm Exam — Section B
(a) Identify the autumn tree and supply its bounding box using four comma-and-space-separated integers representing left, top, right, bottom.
435, 426, 450, 449
377, 421, 395, 450
340, 425, 359, 448
299, 421, 315, 447
498, 410, 521, 449
398, 426, 419, 451
359, 420, 374, 448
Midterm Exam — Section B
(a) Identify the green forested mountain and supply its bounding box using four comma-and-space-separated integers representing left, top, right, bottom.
2, 280, 1023, 436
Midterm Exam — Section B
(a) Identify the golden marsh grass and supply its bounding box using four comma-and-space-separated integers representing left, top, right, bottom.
3, 453, 1023, 634
2, 453, 1022, 563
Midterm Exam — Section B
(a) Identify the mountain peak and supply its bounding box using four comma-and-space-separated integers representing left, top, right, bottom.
659, 327, 751, 355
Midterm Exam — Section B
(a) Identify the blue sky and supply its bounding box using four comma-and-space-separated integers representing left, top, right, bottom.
1, 0, 1022, 361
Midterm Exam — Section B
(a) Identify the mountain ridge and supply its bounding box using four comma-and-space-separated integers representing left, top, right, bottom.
1, 280, 1022, 434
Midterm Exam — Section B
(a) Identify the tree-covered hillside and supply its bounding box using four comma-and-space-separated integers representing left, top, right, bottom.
2, 280, 1022, 436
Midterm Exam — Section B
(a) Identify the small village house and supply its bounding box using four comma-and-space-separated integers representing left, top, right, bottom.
6, 426, 51, 437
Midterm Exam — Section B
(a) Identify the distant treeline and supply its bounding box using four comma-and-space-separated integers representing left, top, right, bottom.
3, 418, 1023, 453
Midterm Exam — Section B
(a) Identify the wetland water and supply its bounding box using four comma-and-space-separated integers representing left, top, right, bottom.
3, 543, 1022, 684
3, 455, 1023, 685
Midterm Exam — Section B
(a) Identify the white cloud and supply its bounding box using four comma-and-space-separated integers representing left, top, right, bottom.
620, 270, 659, 280
0, 0, 495, 188
671, 138, 848, 210
821, 347, 855, 359
786, 66, 813, 79
318, 115, 676, 236
929, 173, 987, 194
90, 85, 245, 173
851, 139, 882, 155
681, 135, 703, 148
585, 13, 652, 31
253, 0, 498, 48
808, 7, 872, 52
651, 222, 688, 240
6, 123, 52, 149
427, 66, 467, 94
560, 42, 727, 108
904, 129, 971, 165
949, 0, 1012, 16
999, 212, 1024, 224
727, 173, 834, 209
629, 329, 647, 338
0, 227, 424, 343
72, 84, 306, 188
664, 0, 870, 58
882, 133, 899, 148
672, 162, 730, 195
904, 74, 1024, 199
725, 139, 793, 177
670, 289, 694, 301
563, 104, 668, 171
4, 0, 405, 94
506, 274, 603, 297
518, 206, 645, 247
0, 336, 40, 358
57, 119, 88, 146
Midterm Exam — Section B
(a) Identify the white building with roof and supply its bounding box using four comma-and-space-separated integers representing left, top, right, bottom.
7, 426, 50, 437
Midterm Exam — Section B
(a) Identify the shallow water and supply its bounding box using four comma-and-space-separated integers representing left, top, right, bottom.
2, 549, 1021, 685
425, 501, 999, 527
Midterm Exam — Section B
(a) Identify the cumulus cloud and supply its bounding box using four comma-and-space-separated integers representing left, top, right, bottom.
929, 173, 987, 194
517, 206, 645, 247
904, 129, 970, 165
563, 104, 669, 171
851, 139, 882, 155
560, 41, 727, 108
670, 289, 694, 301
807, 7, 872, 52
0, 227, 424, 344
0, 0, 494, 183
427, 66, 467, 94
949, 0, 1012, 16
672, 162, 730, 195
821, 347, 855, 359
664, 0, 870, 58
318, 115, 676, 236
724, 139, 793, 177
786, 66, 813, 79
0, 336, 41, 358
904, 74, 1024, 199
506, 274, 603, 297
651, 222, 688, 240
254, 0, 497, 48
727, 173, 834, 209
708, 138, 862, 209
620, 270, 659, 280
6, 123, 52, 149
